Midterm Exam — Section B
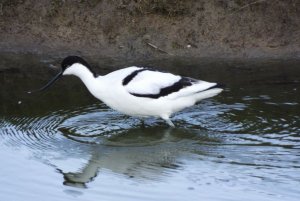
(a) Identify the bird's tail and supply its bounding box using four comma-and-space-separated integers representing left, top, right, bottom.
193, 83, 224, 102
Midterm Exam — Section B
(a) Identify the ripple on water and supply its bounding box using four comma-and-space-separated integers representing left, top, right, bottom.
1, 96, 299, 150
0, 100, 299, 201
59, 109, 136, 141
0, 114, 62, 150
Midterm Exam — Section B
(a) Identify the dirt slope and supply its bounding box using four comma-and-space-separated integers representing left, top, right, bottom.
0, 0, 299, 59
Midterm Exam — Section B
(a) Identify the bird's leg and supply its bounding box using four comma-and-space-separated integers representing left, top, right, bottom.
139, 118, 146, 128
161, 115, 175, 128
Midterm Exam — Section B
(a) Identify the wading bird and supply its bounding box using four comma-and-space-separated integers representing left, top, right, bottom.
30, 56, 223, 127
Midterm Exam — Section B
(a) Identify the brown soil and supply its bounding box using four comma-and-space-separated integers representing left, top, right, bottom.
0, 0, 299, 59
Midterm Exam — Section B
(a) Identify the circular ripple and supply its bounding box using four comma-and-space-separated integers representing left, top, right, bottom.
0, 112, 64, 150
1, 97, 299, 150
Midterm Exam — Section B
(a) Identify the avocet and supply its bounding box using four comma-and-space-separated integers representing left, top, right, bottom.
30, 56, 223, 127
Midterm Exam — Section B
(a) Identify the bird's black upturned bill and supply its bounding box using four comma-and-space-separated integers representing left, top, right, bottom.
27, 71, 63, 94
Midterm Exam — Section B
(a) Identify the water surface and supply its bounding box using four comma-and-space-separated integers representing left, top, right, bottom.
0, 53, 300, 201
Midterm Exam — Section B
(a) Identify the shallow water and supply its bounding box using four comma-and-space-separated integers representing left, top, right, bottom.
0, 53, 300, 201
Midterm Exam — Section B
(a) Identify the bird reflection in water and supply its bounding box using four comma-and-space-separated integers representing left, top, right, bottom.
55, 127, 219, 188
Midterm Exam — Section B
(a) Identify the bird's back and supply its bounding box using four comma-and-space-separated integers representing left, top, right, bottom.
97, 67, 223, 117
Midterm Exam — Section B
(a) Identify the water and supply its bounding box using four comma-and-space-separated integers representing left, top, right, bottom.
0, 53, 300, 201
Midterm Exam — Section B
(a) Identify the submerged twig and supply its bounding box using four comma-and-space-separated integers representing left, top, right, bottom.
229, 0, 266, 15
146, 42, 173, 55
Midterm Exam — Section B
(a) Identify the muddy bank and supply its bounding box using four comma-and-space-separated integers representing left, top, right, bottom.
0, 0, 299, 59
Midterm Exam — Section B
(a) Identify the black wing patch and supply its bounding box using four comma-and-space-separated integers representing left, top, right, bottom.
123, 67, 161, 86
122, 68, 148, 86
130, 77, 197, 99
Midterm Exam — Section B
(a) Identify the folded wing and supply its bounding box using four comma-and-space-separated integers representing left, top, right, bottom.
123, 69, 217, 99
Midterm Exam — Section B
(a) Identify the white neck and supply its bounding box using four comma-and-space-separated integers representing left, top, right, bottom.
63, 63, 102, 97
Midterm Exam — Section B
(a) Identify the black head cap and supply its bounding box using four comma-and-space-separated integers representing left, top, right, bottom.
28, 56, 97, 94
61, 56, 97, 76
61, 56, 90, 70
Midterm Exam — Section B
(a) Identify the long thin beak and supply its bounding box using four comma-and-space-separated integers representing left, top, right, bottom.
28, 71, 63, 94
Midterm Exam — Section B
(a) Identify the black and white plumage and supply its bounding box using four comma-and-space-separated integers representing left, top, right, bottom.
31, 56, 224, 127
